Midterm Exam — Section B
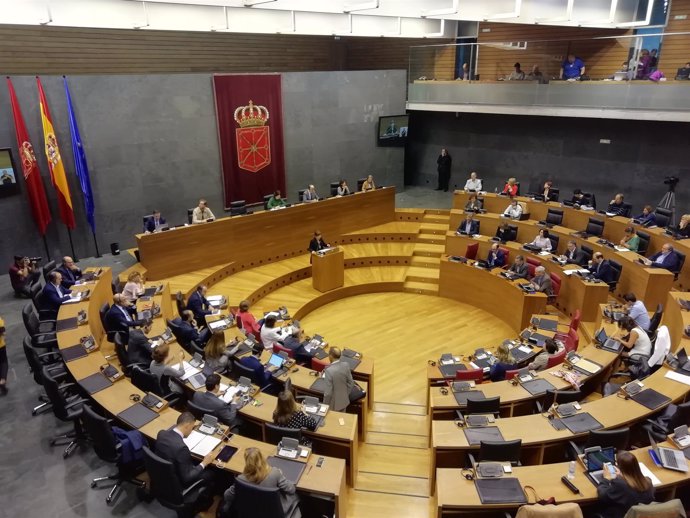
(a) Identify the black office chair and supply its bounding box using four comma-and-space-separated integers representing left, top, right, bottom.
514, 182, 520, 196
175, 292, 186, 317
549, 235, 560, 252
473, 439, 522, 466
654, 207, 672, 228
99, 300, 110, 326
535, 389, 582, 413
673, 251, 686, 280
329, 182, 340, 197
231, 361, 260, 385
227, 478, 285, 518
143, 446, 209, 518
130, 365, 182, 405
548, 188, 560, 202
567, 427, 630, 460
83, 405, 146, 504
643, 402, 690, 443
356, 178, 367, 192
186, 399, 216, 421
264, 422, 302, 445
584, 218, 605, 237
621, 203, 633, 218
187, 209, 194, 225
229, 200, 247, 216
648, 304, 663, 336
113, 332, 147, 377
263, 194, 273, 210
42, 260, 56, 282
23, 336, 66, 415
608, 260, 623, 292
581, 245, 594, 264
22, 303, 58, 349
30, 281, 43, 311
297, 189, 307, 202
142, 214, 153, 232
636, 231, 651, 255
42, 366, 88, 458
466, 396, 500, 416
167, 317, 185, 343
543, 208, 563, 226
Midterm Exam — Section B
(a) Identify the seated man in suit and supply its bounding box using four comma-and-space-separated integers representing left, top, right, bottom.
105, 294, 146, 341
127, 320, 154, 366
607, 193, 627, 216
238, 345, 272, 387
508, 255, 529, 279
643, 243, 681, 272
571, 189, 593, 208
323, 347, 355, 412
309, 230, 330, 253
192, 198, 215, 224
456, 212, 479, 235
302, 184, 319, 203
530, 266, 553, 296
40, 271, 72, 317
191, 374, 242, 431
155, 411, 219, 488
562, 240, 586, 266
494, 222, 516, 243
588, 252, 615, 284
632, 205, 656, 227
486, 243, 506, 268
187, 285, 214, 326
178, 310, 211, 349
56, 256, 82, 289
145, 210, 167, 232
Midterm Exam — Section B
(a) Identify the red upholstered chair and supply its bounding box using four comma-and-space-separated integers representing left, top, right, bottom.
505, 369, 521, 381
311, 357, 329, 373
454, 368, 484, 384
465, 243, 479, 260
526, 257, 541, 278
274, 343, 294, 359
548, 273, 562, 305
546, 348, 567, 368
499, 247, 510, 268
568, 309, 581, 332
561, 328, 580, 353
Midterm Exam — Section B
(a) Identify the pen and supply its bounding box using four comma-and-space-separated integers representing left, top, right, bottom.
306, 465, 313, 475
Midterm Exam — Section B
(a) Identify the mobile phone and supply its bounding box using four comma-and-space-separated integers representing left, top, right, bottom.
216, 445, 238, 463
604, 462, 616, 475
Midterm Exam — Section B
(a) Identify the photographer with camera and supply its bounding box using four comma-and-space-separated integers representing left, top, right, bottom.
9, 255, 40, 298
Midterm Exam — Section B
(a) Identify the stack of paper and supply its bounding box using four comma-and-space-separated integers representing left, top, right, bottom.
180, 361, 201, 381
638, 462, 662, 486
221, 385, 243, 403
183, 430, 221, 456
665, 371, 690, 386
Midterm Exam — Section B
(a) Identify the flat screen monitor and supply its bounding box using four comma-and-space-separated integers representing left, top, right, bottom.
0, 148, 20, 197
377, 115, 409, 147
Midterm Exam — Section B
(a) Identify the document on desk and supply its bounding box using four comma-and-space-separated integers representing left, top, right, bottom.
184, 430, 221, 456
563, 269, 589, 276
180, 361, 201, 381
517, 345, 533, 354
665, 371, 690, 386
614, 246, 632, 252
639, 462, 662, 486
221, 385, 243, 403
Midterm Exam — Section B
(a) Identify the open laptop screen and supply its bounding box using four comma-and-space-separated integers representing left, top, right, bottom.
267, 353, 284, 368
586, 447, 615, 472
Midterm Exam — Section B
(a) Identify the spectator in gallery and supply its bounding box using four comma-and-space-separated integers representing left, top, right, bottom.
675, 62, 690, 80
458, 62, 470, 80
526, 65, 544, 82
649, 48, 658, 68
636, 49, 652, 79
560, 53, 585, 80
507, 62, 525, 81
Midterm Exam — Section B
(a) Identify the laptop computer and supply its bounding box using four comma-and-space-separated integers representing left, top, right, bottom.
648, 432, 689, 472
584, 447, 616, 485
265, 353, 285, 373
595, 328, 623, 353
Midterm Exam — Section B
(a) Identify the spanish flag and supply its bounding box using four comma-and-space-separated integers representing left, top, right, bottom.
37, 77, 75, 229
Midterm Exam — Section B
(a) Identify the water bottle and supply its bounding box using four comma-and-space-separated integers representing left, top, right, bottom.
494, 187, 498, 194
567, 460, 576, 480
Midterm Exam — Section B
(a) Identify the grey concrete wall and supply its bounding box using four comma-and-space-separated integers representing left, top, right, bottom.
405, 111, 690, 217
0, 70, 406, 264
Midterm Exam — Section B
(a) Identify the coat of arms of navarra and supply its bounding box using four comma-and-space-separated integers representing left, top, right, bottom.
234, 100, 271, 173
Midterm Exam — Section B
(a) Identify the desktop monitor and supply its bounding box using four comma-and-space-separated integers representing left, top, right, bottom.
0, 148, 21, 198
377, 115, 409, 147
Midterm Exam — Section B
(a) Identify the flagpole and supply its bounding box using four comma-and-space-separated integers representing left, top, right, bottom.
66, 228, 78, 261
42, 236, 51, 262
92, 230, 101, 258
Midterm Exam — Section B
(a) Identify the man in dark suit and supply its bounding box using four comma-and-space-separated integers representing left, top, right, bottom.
494, 223, 515, 243
563, 240, 587, 266
323, 347, 354, 412
589, 252, 615, 284
187, 285, 213, 325
191, 374, 242, 431
104, 294, 145, 341
145, 210, 167, 233
155, 412, 218, 487
238, 345, 272, 387
487, 243, 506, 268
39, 271, 72, 318
127, 321, 154, 366
56, 256, 82, 289
530, 266, 553, 296
508, 255, 529, 279
178, 310, 211, 348
646, 243, 681, 272
308, 230, 329, 253
456, 213, 479, 235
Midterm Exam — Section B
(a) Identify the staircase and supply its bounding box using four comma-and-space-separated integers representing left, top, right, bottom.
403, 210, 450, 295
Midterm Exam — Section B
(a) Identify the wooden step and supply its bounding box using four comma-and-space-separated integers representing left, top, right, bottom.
358, 443, 430, 478
410, 255, 441, 268
354, 472, 429, 498
416, 235, 446, 245
424, 209, 450, 216
423, 214, 450, 224
412, 244, 445, 258
366, 431, 430, 449
346, 488, 435, 518
406, 267, 440, 282
419, 222, 448, 234
403, 281, 439, 295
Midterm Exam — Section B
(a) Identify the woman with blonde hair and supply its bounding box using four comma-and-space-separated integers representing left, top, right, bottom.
121, 271, 145, 302
502, 177, 518, 196
489, 341, 518, 381
221, 448, 301, 518
203, 332, 232, 372
677, 214, 690, 238
361, 174, 376, 192
149, 342, 185, 393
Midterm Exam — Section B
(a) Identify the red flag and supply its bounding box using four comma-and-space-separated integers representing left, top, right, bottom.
6, 77, 52, 235
37, 77, 75, 229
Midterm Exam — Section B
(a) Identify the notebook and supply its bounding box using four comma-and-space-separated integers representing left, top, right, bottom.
56, 317, 79, 332
474, 478, 527, 504
61, 344, 88, 362
520, 378, 556, 396
117, 403, 159, 429
78, 372, 113, 394
464, 426, 504, 446
438, 364, 467, 378
630, 388, 672, 410
340, 355, 361, 371
309, 378, 327, 394
560, 412, 603, 434
267, 456, 306, 484
453, 390, 486, 406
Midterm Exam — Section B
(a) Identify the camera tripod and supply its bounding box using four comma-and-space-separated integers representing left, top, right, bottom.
659, 187, 676, 227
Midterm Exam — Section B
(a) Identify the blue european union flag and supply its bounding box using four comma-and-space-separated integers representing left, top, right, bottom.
63, 77, 95, 233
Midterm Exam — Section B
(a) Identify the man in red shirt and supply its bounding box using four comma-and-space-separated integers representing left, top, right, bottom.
9, 255, 40, 297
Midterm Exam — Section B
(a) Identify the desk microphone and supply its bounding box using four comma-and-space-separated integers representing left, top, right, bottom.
560, 476, 581, 494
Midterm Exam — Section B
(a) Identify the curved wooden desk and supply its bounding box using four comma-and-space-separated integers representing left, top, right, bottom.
438, 257, 547, 332
55, 270, 348, 517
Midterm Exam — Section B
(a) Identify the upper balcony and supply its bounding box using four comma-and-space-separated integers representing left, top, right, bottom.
407, 32, 690, 122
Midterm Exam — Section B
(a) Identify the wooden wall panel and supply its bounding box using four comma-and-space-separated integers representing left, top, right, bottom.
344, 36, 453, 73
661, 0, 690, 73
476, 23, 630, 80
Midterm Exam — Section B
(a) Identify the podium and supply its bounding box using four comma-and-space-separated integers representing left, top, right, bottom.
312, 247, 345, 293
